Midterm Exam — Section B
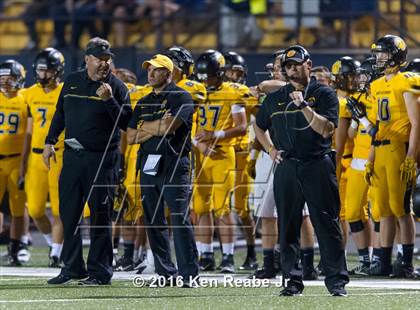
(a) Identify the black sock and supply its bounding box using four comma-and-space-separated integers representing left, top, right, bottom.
372, 248, 381, 263
263, 248, 275, 274
8, 239, 21, 256
357, 247, 370, 266
247, 244, 256, 259
113, 237, 120, 250
300, 248, 314, 270
381, 247, 393, 271
123, 242, 134, 260
402, 244, 414, 265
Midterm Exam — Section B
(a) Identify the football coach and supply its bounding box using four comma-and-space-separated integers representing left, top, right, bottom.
43, 37, 132, 285
254, 45, 349, 296
127, 54, 199, 287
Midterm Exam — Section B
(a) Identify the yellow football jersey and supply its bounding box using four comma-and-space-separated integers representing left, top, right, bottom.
370, 72, 415, 141
0, 92, 28, 154
338, 96, 354, 158
125, 83, 153, 161
22, 83, 64, 150
351, 92, 375, 159
229, 82, 258, 150
177, 78, 207, 138
405, 71, 420, 95
197, 82, 247, 146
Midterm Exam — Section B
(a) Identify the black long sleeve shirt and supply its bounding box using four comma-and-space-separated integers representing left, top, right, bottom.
45, 69, 132, 151
256, 77, 339, 160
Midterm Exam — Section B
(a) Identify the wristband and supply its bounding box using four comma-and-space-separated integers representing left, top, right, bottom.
250, 149, 258, 160
350, 119, 358, 129
214, 130, 226, 139
297, 100, 309, 110
359, 117, 371, 130
267, 144, 274, 154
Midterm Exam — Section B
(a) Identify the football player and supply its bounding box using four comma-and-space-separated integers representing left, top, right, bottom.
21, 48, 65, 267
366, 35, 419, 277
342, 57, 377, 275
223, 51, 259, 270
331, 56, 359, 247
192, 50, 247, 273
0, 60, 28, 266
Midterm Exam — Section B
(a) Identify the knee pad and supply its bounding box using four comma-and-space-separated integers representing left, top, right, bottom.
373, 221, 380, 233
349, 220, 364, 233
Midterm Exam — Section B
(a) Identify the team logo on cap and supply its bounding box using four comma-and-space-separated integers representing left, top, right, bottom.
215, 53, 225, 67
286, 50, 296, 58
331, 61, 341, 75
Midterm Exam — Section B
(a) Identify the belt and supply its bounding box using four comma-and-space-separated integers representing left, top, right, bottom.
342, 154, 353, 159
32, 147, 60, 154
372, 139, 390, 146
0, 153, 20, 160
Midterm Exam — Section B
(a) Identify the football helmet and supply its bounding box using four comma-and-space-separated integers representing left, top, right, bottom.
166, 46, 194, 77
33, 47, 65, 86
403, 58, 420, 73
223, 51, 247, 83
331, 56, 360, 92
371, 35, 407, 73
0, 60, 26, 92
195, 49, 225, 82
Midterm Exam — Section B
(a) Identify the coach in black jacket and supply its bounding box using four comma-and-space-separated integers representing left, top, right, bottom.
43, 37, 132, 285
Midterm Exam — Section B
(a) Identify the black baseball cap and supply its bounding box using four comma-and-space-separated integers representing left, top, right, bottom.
282, 45, 310, 64
85, 38, 115, 58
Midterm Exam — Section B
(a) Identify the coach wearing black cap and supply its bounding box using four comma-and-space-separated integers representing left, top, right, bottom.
254, 45, 349, 296
43, 37, 132, 285
127, 54, 199, 287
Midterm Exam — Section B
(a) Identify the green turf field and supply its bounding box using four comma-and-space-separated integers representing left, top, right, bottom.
0, 277, 419, 310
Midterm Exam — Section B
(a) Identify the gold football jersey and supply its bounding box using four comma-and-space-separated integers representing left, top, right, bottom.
370, 72, 416, 141
229, 82, 258, 150
177, 78, 207, 138
22, 83, 64, 150
351, 92, 375, 159
338, 96, 354, 158
0, 92, 28, 154
197, 82, 247, 146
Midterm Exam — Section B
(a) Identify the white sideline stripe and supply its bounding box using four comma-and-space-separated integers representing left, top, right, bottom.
0, 291, 419, 304
1, 267, 420, 290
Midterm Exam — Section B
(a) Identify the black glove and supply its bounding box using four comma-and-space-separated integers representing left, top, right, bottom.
346, 97, 367, 120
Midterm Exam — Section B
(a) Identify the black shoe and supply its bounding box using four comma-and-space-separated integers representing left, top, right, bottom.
349, 263, 370, 276
78, 277, 111, 286
199, 252, 215, 271
182, 276, 200, 288
48, 256, 62, 268
330, 285, 347, 297
47, 274, 88, 285
8, 255, 22, 267
220, 254, 235, 274
368, 261, 391, 276
240, 256, 258, 270
249, 267, 276, 279
303, 268, 318, 280
279, 285, 303, 296
114, 255, 134, 271
391, 259, 417, 279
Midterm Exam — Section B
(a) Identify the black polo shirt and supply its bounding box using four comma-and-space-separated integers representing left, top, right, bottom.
256, 77, 338, 160
45, 69, 132, 151
128, 82, 194, 156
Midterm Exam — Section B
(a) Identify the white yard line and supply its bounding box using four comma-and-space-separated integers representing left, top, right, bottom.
1, 267, 420, 290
